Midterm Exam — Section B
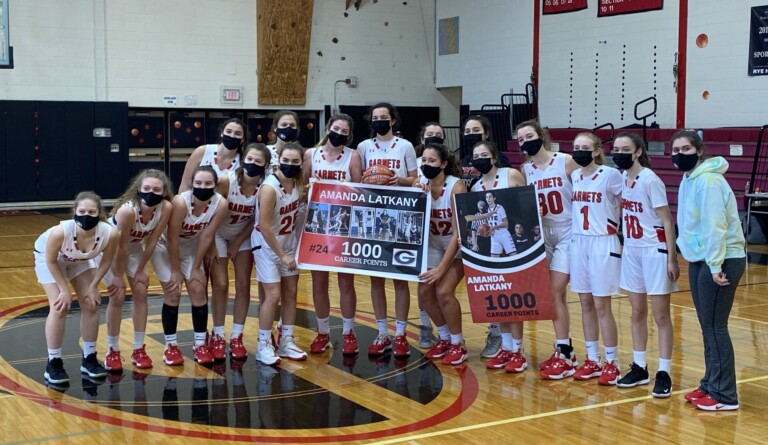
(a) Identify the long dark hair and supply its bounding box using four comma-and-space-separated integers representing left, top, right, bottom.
366, 102, 400, 138
216, 118, 247, 158
269, 110, 300, 144
316, 113, 355, 147
235, 143, 271, 186
670, 129, 707, 158
423, 142, 461, 177
614, 131, 652, 168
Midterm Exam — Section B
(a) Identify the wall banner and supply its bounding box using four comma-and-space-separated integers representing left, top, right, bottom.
749, 5, 768, 76
597, 0, 663, 17
543, 0, 588, 15
296, 180, 430, 282
454, 185, 555, 323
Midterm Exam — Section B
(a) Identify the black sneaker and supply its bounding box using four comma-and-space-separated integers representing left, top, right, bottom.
616, 362, 650, 388
80, 353, 108, 378
44, 357, 70, 384
652, 370, 672, 398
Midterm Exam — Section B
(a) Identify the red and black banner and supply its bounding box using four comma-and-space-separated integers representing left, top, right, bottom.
296, 181, 430, 281
749, 5, 768, 76
454, 186, 555, 323
543, 0, 588, 15
597, 0, 663, 17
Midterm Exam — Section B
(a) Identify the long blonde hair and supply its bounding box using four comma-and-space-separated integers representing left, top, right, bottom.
575, 132, 606, 165
110, 169, 174, 217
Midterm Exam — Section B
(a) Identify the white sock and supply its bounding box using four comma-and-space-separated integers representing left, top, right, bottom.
658, 358, 671, 373
376, 319, 389, 336
604, 345, 618, 363
342, 317, 355, 335
317, 317, 330, 335
133, 332, 145, 350
419, 309, 431, 327
213, 325, 225, 337
556, 338, 570, 347
395, 319, 407, 336
501, 333, 514, 351
281, 324, 294, 338
586, 341, 600, 362
194, 331, 207, 347
82, 341, 97, 357
512, 337, 523, 353
48, 348, 62, 360
231, 323, 244, 339
633, 350, 647, 368
164, 334, 178, 346
450, 333, 464, 345
489, 323, 501, 335
259, 329, 271, 343
436, 324, 451, 341
107, 335, 120, 351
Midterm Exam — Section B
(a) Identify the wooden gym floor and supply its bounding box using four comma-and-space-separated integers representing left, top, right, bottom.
0, 212, 767, 444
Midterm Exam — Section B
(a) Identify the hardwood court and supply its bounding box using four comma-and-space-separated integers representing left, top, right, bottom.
1, 211, 767, 444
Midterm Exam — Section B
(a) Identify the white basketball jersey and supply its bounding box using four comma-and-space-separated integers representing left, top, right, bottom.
218, 171, 260, 240
308, 146, 354, 181
200, 144, 241, 178
471, 167, 513, 192
428, 175, 460, 250
358, 137, 417, 177
571, 166, 623, 236
266, 144, 280, 169
524, 153, 573, 226
111, 201, 164, 243
254, 174, 300, 247
621, 168, 669, 247
35, 220, 112, 262
178, 190, 223, 241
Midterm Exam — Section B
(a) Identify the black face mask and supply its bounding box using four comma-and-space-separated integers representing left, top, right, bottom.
327, 130, 348, 147
221, 135, 242, 150
521, 139, 544, 157
464, 134, 484, 151
243, 162, 266, 177
280, 163, 302, 179
572, 150, 594, 167
421, 164, 443, 180
138, 191, 164, 207
424, 136, 444, 146
612, 153, 635, 170
193, 187, 215, 201
276, 127, 298, 142
371, 120, 391, 136
74, 214, 100, 231
672, 153, 699, 172
472, 158, 494, 175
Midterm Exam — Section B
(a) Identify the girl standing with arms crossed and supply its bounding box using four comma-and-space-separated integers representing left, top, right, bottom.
36, 192, 119, 385
102, 170, 174, 371
357, 102, 418, 358
302, 113, 363, 356
569, 133, 623, 385
180, 118, 245, 192
611, 132, 678, 397
672, 130, 745, 411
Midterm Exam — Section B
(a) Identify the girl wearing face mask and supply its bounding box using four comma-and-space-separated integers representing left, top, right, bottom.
253, 143, 306, 365
470, 141, 531, 373
268, 110, 301, 171
208, 144, 272, 361
302, 114, 363, 356
569, 133, 623, 386
672, 130, 745, 411
35, 191, 119, 387
180, 118, 246, 192
99, 170, 174, 371
157, 166, 228, 366
516, 120, 581, 380
357, 102, 418, 358
418, 143, 469, 365
610, 132, 679, 397
460, 115, 512, 189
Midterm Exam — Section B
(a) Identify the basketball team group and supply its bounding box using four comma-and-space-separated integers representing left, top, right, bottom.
35, 101, 746, 411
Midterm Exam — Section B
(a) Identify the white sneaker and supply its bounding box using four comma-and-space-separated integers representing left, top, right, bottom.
277, 335, 308, 361
255, 340, 281, 366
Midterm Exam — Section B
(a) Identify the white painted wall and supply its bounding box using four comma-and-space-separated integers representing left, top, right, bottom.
686, 0, 768, 128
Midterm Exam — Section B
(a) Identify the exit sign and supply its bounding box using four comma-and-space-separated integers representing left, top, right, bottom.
221, 86, 243, 104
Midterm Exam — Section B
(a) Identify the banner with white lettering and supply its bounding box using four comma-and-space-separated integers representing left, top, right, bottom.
296, 180, 430, 281
543, 0, 588, 15
597, 0, 663, 17
749, 5, 768, 76
454, 185, 555, 323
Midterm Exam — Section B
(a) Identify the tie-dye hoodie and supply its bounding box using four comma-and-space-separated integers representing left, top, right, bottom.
676, 156, 745, 273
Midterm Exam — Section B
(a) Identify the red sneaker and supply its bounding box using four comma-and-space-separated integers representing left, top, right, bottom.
229, 334, 248, 359
310, 333, 331, 353
693, 395, 739, 411
163, 344, 184, 366
442, 343, 468, 365
486, 349, 514, 369
684, 388, 708, 403
598, 360, 621, 386
131, 345, 153, 369
539, 353, 576, 380
104, 347, 124, 372
209, 333, 227, 361
425, 340, 451, 359
393, 335, 411, 358
539, 349, 558, 370
504, 351, 528, 373
193, 344, 214, 365
368, 334, 392, 356
342, 332, 359, 355
573, 359, 602, 380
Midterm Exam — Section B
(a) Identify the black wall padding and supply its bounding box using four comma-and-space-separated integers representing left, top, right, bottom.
64, 102, 95, 198
94, 102, 129, 199
2, 101, 36, 201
